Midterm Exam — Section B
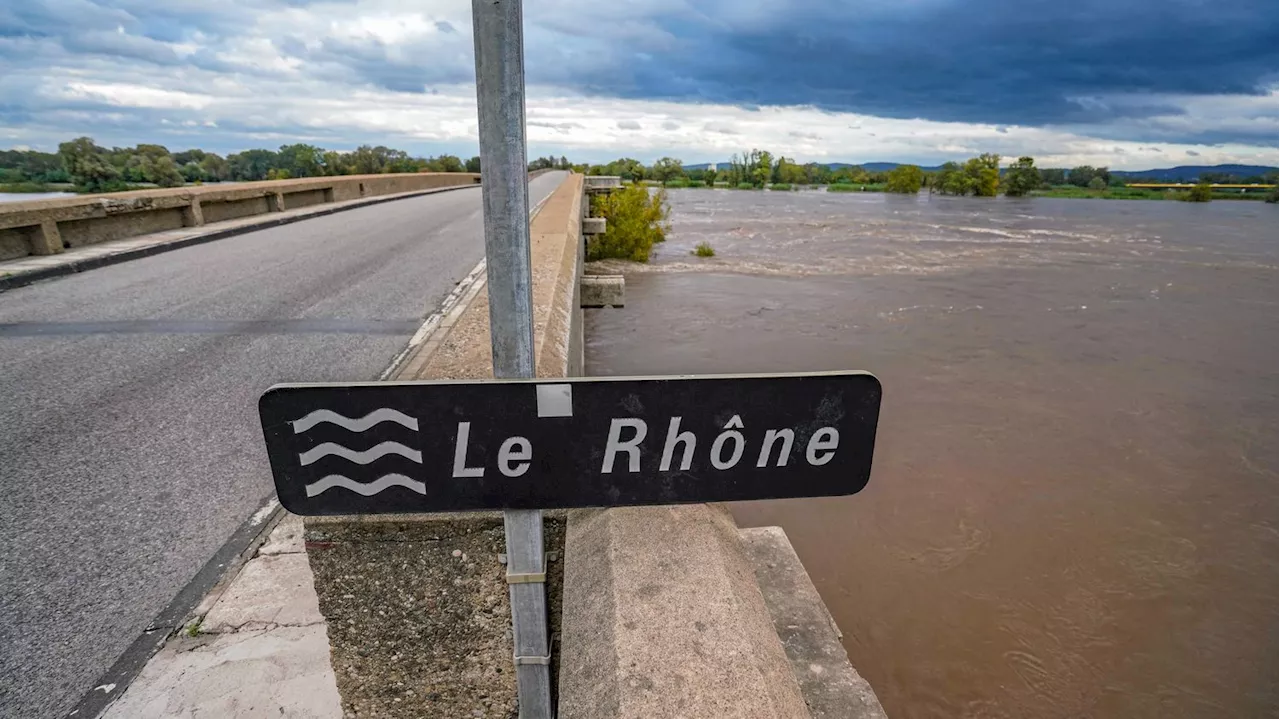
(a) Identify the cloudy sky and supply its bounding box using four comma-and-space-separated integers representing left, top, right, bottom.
1, 0, 1276, 169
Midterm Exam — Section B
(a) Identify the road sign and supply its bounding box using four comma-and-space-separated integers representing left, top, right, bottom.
259, 371, 881, 516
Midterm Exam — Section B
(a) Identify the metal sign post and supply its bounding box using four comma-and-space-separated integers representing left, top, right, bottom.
469, 0, 551, 716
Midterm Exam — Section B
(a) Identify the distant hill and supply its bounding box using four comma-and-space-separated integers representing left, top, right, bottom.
684, 161, 1275, 180
857, 162, 944, 173
1109, 164, 1277, 181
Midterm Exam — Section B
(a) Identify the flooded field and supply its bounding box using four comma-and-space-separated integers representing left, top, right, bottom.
585, 189, 1277, 718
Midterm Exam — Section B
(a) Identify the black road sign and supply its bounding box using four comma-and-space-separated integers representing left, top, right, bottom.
258, 372, 881, 515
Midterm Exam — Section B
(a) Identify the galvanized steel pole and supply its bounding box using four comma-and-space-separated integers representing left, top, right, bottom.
470, 0, 552, 717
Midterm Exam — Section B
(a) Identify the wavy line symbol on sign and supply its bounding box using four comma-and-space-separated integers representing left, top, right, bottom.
291, 408, 419, 433
298, 441, 422, 466
305, 474, 426, 497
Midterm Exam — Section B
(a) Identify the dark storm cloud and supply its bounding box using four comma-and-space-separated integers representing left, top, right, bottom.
1, 0, 1275, 150
537, 0, 1276, 144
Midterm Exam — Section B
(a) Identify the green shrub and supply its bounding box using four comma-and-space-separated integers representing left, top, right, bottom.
768, 183, 793, 191
1266, 188, 1278, 204
692, 241, 715, 257
735, 182, 756, 190
1179, 182, 1213, 202
586, 184, 670, 262
828, 183, 860, 192
885, 165, 925, 194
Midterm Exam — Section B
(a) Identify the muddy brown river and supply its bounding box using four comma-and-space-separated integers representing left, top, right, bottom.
584, 189, 1277, 718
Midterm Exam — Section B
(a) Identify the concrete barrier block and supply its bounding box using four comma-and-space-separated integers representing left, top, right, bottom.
741, 526, 888, 719
181, 198, 204, 227
30, 220, 65, 255
585, 176, 622, 192
0, 172, 480, 259
582, 217, 606, 235
558, 505, 810, 719
580, 274, 623, 307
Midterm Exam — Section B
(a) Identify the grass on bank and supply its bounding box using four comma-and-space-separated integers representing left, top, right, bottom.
828, 183, 886, 193
1031, 184, 1271, 201
586, 183, 671, 262
0, 181, 72, 193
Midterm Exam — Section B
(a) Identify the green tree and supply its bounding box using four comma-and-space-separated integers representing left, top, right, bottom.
199, 154, 229, 181
180, 161, 204, 183
773, 156, 806, 185
277, 144, 323, 178
348, 145, 387, 175
650, 157, 684, 183
320, 151, 347, 176
1003, 157, 1040, 196
751, 150, 773, 188
0, 149, 67, 183
602, 158, 645, 181
143, 155, 184, 187
934, 161, 970, 195
803, 163, 832, 185
964, 153, 1001, 196
465, 156, 481, 173
172, 149, 207, 166
434, 155, 464, 173
1040, 167, 1066, 186
1068, 166, 1098, 187
586, 184, 670, 262
227, 149, 278, 181
58, 137, 121, 191
1087, 176, 1107, 191
885, 164, 925, 194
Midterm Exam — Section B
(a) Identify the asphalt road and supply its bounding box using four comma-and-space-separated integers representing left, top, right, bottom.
0, 172, 567, 717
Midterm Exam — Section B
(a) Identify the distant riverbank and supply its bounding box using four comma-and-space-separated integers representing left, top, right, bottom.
1032, 185, 1273, 201
654, 183, 1276, 202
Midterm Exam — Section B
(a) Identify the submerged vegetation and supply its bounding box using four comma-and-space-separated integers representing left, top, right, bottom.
586, 184, 671, 262
1179, 182, 1214, 202
581, 151, 1275, 203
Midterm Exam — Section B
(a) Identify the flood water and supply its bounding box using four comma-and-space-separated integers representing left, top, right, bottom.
584, 190, 1277, 718
0, 191, 75, 203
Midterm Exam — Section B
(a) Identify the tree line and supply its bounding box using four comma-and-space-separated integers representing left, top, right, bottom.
5, 138, 1273, 197
580, 151, 1276, 198
1, 137, 529, 193
581, 153, 893, 188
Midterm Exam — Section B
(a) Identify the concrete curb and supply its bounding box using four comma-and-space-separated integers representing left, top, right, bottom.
0, 183, 478, 293
99, 515, 343, 719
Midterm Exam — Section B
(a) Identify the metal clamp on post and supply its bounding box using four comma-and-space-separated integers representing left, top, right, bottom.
506, 554, 546, 584
509, 652, 550, 665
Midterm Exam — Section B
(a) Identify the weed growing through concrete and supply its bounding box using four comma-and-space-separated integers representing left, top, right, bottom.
693, 241, 716, 257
